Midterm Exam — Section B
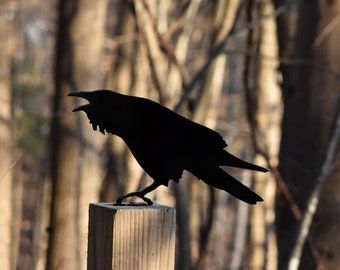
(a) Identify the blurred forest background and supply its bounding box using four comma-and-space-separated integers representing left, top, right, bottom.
1, 0, 340, 269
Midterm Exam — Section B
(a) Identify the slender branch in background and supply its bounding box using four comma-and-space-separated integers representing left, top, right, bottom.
0, 154, 22, 181
157, 30, 191, 88
288, 105, 340, 270
270, 165, 301, 219
313, 13, 340, 48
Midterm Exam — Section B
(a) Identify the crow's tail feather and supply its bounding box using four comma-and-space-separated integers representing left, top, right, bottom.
200, 167, 263, 204
220, 151, 268, 172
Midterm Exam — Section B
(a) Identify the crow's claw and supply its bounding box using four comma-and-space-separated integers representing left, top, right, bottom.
115, 195, 153, 206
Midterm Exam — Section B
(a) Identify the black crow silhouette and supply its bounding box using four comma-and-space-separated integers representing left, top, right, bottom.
69, 90, 267, 205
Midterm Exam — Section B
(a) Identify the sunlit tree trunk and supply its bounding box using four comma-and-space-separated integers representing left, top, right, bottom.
47, 0, 107, 269
0, 2, 17, 269
248, 1, 281, 269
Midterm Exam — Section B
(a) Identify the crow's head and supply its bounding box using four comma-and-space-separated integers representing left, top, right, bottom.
68, 90, 122, 134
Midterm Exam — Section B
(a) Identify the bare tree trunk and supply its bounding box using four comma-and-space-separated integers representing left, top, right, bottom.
277, 0, 340, 269
247, 1, 281, 269
47, 0, 107, 269
0, 2, 16, 269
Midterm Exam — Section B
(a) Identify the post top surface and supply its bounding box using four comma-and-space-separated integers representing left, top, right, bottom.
90, 202, 175, 211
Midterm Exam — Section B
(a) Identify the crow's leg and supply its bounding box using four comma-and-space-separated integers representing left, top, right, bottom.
116, 181, 160, 206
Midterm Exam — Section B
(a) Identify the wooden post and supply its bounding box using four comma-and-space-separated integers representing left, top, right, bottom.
87, 203, 176, 270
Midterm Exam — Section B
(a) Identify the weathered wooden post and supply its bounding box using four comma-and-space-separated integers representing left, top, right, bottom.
87, 203, 176, 270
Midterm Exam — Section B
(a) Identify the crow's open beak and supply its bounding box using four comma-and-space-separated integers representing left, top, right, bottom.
68, 91, 92, 112
71, 104, 90, 112
68, 91, 91, 100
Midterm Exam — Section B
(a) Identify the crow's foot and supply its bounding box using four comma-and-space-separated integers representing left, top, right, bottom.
115, 195, 153, 206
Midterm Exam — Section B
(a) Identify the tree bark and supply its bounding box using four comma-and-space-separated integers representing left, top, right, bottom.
0, 2, 16, 269
248, 1, 281, 269
47, 0, 107, 269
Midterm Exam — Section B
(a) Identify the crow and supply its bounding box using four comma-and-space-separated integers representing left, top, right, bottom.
68, 90, 267, 205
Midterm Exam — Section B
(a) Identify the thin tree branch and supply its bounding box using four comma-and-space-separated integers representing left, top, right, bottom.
157, 32, 191, 87
0, 154, 22, 181
313, 13, 340, 48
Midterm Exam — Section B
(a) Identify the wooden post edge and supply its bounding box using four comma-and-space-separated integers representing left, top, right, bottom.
87, 202, 176, 270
